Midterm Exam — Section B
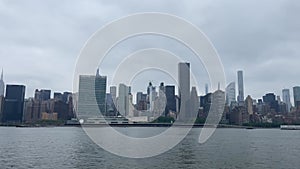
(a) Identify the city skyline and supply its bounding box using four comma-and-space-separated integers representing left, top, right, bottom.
1, 67, 300, 107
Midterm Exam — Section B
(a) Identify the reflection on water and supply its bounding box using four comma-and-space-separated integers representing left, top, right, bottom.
0, 127, 300, 169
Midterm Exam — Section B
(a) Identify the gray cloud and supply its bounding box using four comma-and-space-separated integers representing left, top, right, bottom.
0, 0, 299, 102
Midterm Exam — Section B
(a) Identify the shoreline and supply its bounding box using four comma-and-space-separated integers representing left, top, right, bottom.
0, 123, 281, 129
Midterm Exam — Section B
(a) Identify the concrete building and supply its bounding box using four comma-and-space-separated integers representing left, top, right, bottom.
245, 95, 253, 115
0, 69, 5, 96
118, 83, 130, 117
77, 69, 107, 119
178, 62, 191, 121
190, 87, 199, 118
237, 70, 244, 103
110, 86, 117, 108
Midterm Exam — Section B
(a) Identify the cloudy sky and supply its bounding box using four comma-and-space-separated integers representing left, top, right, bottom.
0, 0, 300, 103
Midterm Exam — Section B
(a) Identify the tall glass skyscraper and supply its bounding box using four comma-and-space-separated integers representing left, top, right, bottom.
237, 70, 244, 103
2, 85, 26, 123
226, 82, 236, 105
293, 86, 300, 109
77, 69, 107, 119
282, 89, 292, 112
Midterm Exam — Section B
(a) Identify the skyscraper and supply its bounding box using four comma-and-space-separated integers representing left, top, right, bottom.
282, 89, 292, 112
0, 69, 4, 96
245, 95, 253, 115
178, 62, 190, 121
110, 86, 117, 107
190, 87, 199, 117
237, 70, 244, 103
34, 89, 51, 101
118, 83, 130, 117
263, 93, 279, 112
77, 69, 107, 119
293, 86, 300, 109
226, 82, 236, 105
165, 85, 176, 116
2, 85, 26, 123
205, 83, 209, 95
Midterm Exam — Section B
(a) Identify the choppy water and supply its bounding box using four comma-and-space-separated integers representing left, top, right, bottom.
0, 127, 299, 169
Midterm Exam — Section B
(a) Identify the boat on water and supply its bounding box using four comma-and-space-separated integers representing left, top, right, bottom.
280, 125, 300, 130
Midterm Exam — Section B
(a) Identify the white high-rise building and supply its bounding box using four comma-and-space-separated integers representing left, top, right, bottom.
178, 62, 190, 121
118, 83, 130, 117
77, 69, 107, 119
0, 69, 4, 96
190, 87, 199, 117
282, 89, 291, 112
226, 82, 236, 105
237, 70, 244, 103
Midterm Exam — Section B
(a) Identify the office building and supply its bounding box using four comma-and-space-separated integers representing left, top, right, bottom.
77, 69, 107, 119
178, 62, 190, 121
118, 83, 130, 117
2, 85, 26, 123
226, 82, 236, 106
0, 69, 4, 96
237, 70, 244, 103
110, 86, 117, 108
293, 86, 300, 110
282, 89, 291, 112
190, 87, 199, 117
165, 85, 176, 116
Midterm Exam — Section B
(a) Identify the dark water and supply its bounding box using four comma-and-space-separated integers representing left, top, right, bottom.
0, 127, 299, 169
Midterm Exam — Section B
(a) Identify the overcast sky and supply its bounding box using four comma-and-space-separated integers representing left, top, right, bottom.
0, 0, 300, 103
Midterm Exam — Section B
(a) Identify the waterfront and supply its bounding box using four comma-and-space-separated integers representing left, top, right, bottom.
0, 127, 299, 169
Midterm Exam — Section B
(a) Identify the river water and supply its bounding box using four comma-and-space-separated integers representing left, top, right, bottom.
0, 127, 299, 169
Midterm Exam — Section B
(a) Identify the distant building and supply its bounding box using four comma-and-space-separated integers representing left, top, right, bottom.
293, 86, 300, 110
178, 62, 191, 121
245, 95, 253, 115
226, 82, 236, 106
237, 70, 244, 103
118, 83, 130, 117
205, 83, 209, 95
282, 89, 292, 112
263, 93, 279, 112
147, 82, 157, 112
190, 87, 199, 118
110, 86, 117, 108
136, 92, 147, 111
77, 69, 107, 119
0, 69, 5, 96
165, 85, 176, 116
2, 85, 26, 123
34, 89, 51, 101
0, 96, 4, 121
54, 92, 63, 101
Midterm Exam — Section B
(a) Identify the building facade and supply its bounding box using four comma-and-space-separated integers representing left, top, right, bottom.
282, 89, 292, 112
237, 70, 244, 103
293, 86, 300, 110
226, 82, 236, 106
2, 85, 26, 123
178, 62, 191, 121
77, 69, 107, 119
